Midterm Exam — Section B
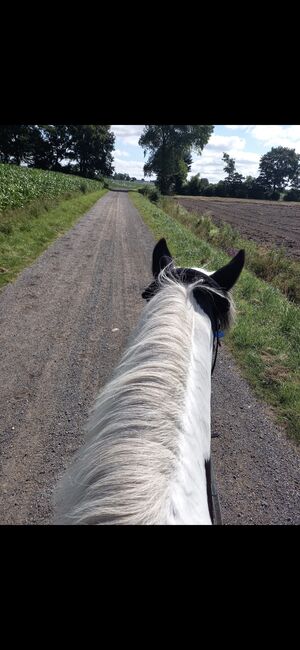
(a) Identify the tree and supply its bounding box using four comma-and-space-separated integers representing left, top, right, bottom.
24, 125, 70, 170
68, 125, 115, 178
114, 172, 131, 181
222, 152, 236, 181
258, 146, 300, 193
0, 125, 35, 165
0, 125, 115, 179
184, 174, 210, 195
242, 175, 267, 200
170, 152, 193, 194
139, 125, 214, 195
222, 152, 244, 196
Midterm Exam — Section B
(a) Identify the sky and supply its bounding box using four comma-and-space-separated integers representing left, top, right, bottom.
111, 125, 300, 183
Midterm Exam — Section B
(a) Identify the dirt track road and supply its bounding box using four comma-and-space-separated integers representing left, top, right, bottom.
0, 191, 299, 525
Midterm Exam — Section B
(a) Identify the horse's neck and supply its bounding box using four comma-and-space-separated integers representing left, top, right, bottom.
165, 305, 213, 525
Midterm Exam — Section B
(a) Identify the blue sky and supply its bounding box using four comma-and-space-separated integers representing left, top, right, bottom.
111, 125, 300, 183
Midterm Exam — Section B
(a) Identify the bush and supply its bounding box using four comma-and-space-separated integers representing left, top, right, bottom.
268, 190, 280, 201
184, 174, 202, 195
283, 188, 300, 202
148, 187, 161, 203
202, 184, 215, 196
138, 185, 161, 203
138, 187, 148, 196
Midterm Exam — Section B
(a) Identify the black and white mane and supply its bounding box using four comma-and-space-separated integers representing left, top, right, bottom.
54, 239, 244, 525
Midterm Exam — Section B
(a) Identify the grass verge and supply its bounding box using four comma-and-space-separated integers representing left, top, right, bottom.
130, 191, 300, 443
0, 189, 107, 289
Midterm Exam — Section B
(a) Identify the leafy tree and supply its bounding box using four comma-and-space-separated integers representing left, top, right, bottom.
42, 125, 71, 170
242, 175, 267, 199
214, 180, 228, 197
0, 125, 35, 165
222, 152, 235, 181
114, 172, 131, 181
139, 125, 214, 195
68, 125, 115, 178
25, 125, 70, 170
222, 152, 244, 196
283, 188, 300, 202
170, 152, 193, 194
184, 174, 210, 195
0, 125, 115, 180
290, 157, 300, 191
258, 146, 300, 193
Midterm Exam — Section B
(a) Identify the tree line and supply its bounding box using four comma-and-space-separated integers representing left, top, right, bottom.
3, 125, 299, 202
182, 148, 300, 201
112, 173, 139, 182
139, 126, 300, 202
0, 125, 115, 179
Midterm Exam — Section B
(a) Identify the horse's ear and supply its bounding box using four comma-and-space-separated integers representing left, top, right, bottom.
152, 238, 173, 277
211, 249, 245, 291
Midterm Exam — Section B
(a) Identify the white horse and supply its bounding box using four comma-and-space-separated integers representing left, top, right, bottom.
54, 238, 244, 525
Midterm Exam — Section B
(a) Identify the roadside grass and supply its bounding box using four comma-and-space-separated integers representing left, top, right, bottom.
159, 197, 300, 304
0, 189, 107, 289
130, 191, 300, 443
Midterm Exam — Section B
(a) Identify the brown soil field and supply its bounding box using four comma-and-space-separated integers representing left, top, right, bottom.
176, 196, 300, 259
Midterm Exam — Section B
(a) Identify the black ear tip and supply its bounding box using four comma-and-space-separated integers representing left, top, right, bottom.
231, 249, 245, 267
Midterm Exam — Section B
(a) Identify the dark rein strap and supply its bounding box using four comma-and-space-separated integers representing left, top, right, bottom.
211, 326, 224, 375
210, 325, 224, 524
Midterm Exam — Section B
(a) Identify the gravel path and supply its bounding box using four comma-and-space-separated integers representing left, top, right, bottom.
211, 349, 299, 524
0, 190, 299, 524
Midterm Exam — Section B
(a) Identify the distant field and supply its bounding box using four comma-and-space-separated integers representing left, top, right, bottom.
0, 164, 104, 212
176, 196, 300, 259
105, 178, 154, 191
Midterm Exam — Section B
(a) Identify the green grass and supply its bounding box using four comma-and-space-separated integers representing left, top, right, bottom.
0, 189, 107, 288
0, 163, 104, 212
130, 191, 300, 443
159, 197, 300, 304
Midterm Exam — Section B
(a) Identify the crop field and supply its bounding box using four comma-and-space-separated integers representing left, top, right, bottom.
176, 196, 300, 259
0, 164, 104, 212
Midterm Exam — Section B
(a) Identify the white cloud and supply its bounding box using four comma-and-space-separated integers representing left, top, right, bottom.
111, 125, 144, 147
190, 149, 260, 183
114, 149, 129, 158
207, 135, 246, 151
188, 133, 261, 182
248, 125, 300, 153
224, 125, 254, 131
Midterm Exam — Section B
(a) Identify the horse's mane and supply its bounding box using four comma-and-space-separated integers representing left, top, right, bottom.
54, 274, 235, 525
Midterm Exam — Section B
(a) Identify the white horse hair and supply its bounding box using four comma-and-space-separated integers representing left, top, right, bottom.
54, 239, 244, 525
